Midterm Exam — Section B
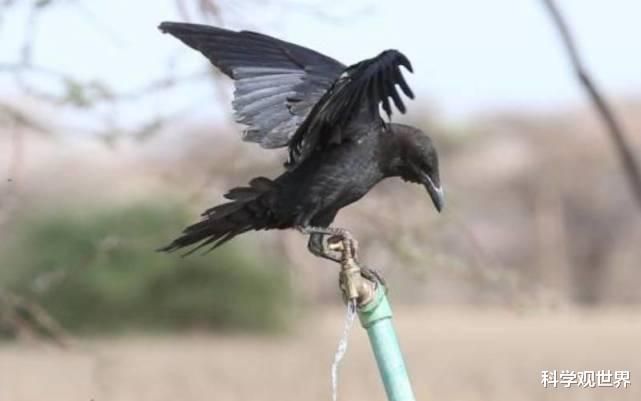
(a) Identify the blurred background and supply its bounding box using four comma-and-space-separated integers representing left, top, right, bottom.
1, 1, 640, 400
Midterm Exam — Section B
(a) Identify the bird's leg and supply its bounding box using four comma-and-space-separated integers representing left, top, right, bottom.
298, 225, 386, 288
297, 225, 359, 262
307, 233, 343, 263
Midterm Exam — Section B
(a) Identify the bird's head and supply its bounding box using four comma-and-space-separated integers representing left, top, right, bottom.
393, 126, 444, 212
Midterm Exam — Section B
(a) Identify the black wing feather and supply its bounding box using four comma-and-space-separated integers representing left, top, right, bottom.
159, 22, 345, 149
288, 49, 414, 165
160, 23, 415, 168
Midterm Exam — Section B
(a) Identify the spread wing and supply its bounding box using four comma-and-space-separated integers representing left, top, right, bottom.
159, 22, 345, 149
288, 50, 414, 165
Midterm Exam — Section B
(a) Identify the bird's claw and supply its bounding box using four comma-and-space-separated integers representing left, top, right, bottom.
302, 225, 388, 305
307, 233, 342, 262
360, 265, 387, 288
302, 225, 359, 263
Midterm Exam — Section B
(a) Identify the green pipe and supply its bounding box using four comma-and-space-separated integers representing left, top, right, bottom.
358, 286, 416, 401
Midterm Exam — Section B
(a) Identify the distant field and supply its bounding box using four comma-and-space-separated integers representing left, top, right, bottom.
1, 307, 640, 401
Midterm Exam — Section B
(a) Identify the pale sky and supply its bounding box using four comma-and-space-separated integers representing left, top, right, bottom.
1, 0, 640, 130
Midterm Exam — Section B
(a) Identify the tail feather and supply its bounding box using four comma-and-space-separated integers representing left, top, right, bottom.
159, 177, 277, 254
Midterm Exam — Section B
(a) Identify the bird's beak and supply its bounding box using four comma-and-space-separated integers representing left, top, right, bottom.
421, 173, 444, 212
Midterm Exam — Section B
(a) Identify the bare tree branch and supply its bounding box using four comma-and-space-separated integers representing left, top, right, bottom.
0, 289, 70, 347
0, 103, 51, 134
1, 62, 211, 105
0, 117, 24, 232
542, 0, 641, 209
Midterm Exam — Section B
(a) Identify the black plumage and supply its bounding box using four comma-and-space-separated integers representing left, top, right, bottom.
158, 22, 443, 258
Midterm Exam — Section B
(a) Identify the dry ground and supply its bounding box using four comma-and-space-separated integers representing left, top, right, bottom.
1, 307, 640, 401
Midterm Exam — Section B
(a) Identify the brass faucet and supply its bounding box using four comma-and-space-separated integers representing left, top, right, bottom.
328, 234, 377, 307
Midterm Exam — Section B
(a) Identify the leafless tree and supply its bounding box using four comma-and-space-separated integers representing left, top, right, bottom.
541, 0, 641, 210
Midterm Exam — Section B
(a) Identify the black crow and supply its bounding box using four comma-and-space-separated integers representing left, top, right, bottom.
158, 22, 443, 261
